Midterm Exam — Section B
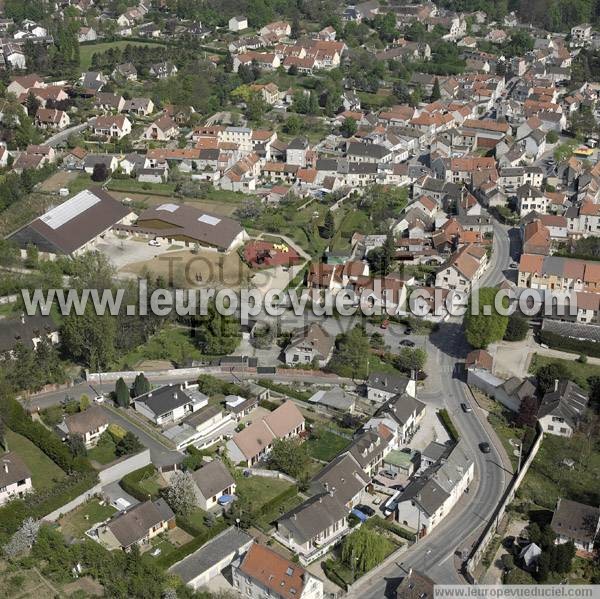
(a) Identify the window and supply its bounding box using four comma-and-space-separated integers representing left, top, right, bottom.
548, 425, 554, 431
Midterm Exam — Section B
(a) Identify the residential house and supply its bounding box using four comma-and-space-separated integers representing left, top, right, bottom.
229, 16, 248, 32
123, 97, 154, 116
0, 452, 32, 505
284, 323, 334, 367
93, 115, 132, 139
141, 115, 179, 141
365, 372, 416, 403
112, 63, 138, 81
169, 527, 253, 590
435, 244, 488, 294
98, 499, 175, 551
395, 441, 474, 536
537, 379, 588, 437
232, 543, 324, 599
64, 146, 88, 170
149, 62, 178, 79
57, 405, 109, 449
134, 383, 209, 425
518, 254, 600, 294
78, 26, 97, 42
226, 400, 305, 466
34, 108, 70, 130
366, 392, 426, 447
94, 92, 126, 113
190, 459, 236, 511
396, 570, 435, 599
551, 498, 600, 553
522, 219, 551, 255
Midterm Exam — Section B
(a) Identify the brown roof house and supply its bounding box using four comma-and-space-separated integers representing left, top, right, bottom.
190, 459, 236, 511
522, 219, 551, 255
97, 499, 175, 551
57, 405, 109, 449
284, 323, 334, 368
226, 400, 305, 467
232, 542, 324, 599
551, 498, 600, 553
0, 452, 33, 506
396, 569, 435, 599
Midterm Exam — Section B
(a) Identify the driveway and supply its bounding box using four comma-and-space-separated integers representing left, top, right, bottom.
409, 406, 450, 452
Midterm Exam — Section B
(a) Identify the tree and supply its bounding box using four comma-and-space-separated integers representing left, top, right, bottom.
340, 116, 357, 138
79, 394, 91, 411
464, 287, 509, 349
115, 377, 130, 408
116, 431, 142, 456
341, 526, 393, 576
91, 162, 108, 182
501, 553, 515, 570
194, 301, 241, 355
269, 437, 310, 478
283, 114, 302, 135
132, 373, 151, 398
504, 568, 536, 584
516, 395, 539, 428
395, 347, 427, 374
536, 361, 570, 394
546, 130, 559, 144
367, 231, 395, 276
164, 470, 196, 517
321, 210, 335, 239
3, 518, 41, 558
328, 325, 370, 379
26, 92, 41, 118
504, 315, 529, 341
68, 434, 87, 457
430, 77, 441, 102
24, 243, 39, 269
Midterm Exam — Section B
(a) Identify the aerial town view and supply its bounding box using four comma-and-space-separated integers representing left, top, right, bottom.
0, 0, 599, 598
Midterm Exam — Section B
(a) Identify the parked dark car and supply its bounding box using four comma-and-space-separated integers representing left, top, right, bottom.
404, 327, 413, 335
479, 442, 491, 453
355, 504, 375, 517
461, 403, 473, 413
400, 339, 415, 347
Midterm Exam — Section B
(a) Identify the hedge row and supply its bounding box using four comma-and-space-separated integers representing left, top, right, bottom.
322, 559, 350, 592
119, 464, 159, 502
438, 409, 460, 442
258, 379, 312, 402
2, 398, 92, 474
370, 516, 416, 542
155, 519, 229, 569
0, 471, 98, 538
539, 329, 600, 358
255, 484, 299, 519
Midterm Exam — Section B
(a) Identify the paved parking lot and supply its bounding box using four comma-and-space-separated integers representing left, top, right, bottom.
95, 232, 173, 271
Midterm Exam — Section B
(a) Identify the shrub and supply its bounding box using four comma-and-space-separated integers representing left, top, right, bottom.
539, 329, 600, 358
120, 465, 158, 502
438, 409, 460, 442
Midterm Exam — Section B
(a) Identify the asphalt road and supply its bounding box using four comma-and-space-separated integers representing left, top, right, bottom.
348, 221, 515, 597
44, 118, 96, 147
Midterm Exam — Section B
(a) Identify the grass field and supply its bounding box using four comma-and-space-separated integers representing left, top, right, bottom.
4, 429, 66, 491
235, 476, 295, 514
519, 433, 600, 510
529, 354, 600, 389
79, 41, 166, 69
87, 435, 118, 465
59, 499, 116, 539
307, 429, 349, 461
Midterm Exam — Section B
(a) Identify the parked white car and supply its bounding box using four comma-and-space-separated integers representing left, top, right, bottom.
148, 239, 161, 247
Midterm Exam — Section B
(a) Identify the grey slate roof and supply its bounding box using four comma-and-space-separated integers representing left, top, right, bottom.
551, 498, 600, 545
135, 384, 208, 418
310, 452, 368, 505
367, 372, 411, 395
169, 527, 253, 583
0, 452, 31, 488
191, 459, 235, 499
0, 314, 58, 352
538, 379, 588, 429
376, 393, 426, 426
107, 499, 174, 548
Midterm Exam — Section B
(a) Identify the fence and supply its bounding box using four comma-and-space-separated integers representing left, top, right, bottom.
43, 449, 151, 522
247, 467, 297, 484
463, 425, 544, 581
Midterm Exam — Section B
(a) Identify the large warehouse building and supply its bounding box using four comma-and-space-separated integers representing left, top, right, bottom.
7, 188, 135, 259
116, 203, 248, 252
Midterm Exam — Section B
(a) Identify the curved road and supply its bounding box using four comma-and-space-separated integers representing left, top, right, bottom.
349, 220, 515, 596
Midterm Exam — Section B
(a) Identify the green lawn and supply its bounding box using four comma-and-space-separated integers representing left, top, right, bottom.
148, 535, 177, 559
138, 473, 163, 498
59, 499, 116, 539
529, 354, 600, 389
114, 326, 204, 370
87, 436, 118, 465
235, 476, 294, 514
519, 433, 600, 510
79, 41, 166, 69
307, 430, 349, 461
4, 429, 66, 491
255, 491, 304, 531
106, 178, 176, 196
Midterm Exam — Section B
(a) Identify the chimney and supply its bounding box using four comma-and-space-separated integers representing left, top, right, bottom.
3, 462, 8, 474
20, 312, 25, 325
554, 379, 559, 391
